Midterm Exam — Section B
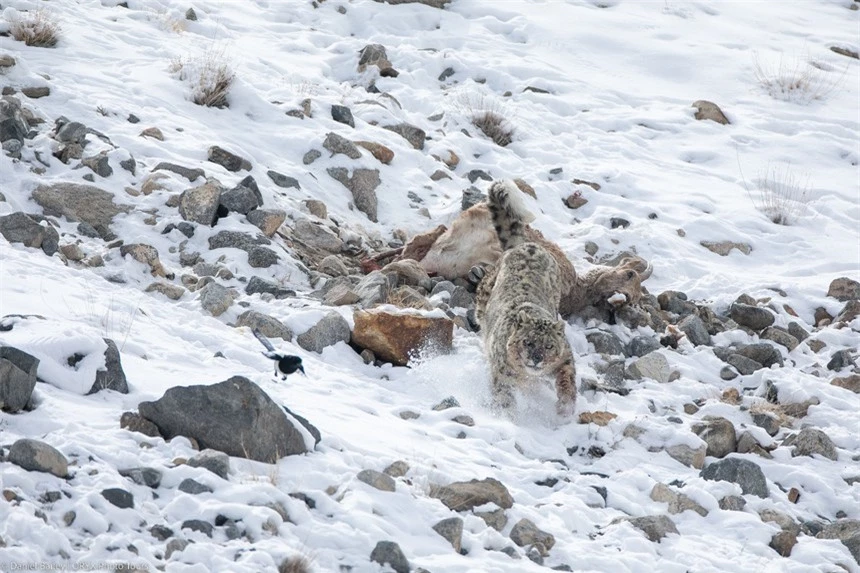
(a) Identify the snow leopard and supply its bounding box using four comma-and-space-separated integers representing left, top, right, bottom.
475, 180, 576, 415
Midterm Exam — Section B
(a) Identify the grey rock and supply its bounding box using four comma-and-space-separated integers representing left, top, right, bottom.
235, 310, 293, 341
622, 515, 678, 542
384, 123, 426, 150
627, 336, 661, 357
817, 519, 860, 565
510, 518, 555, 550
650, 483, 708, 516
119, 467, 162, 488
0, 346, 38, 412
219, 175, 262, 215
381, 259, 433, 291
761, 326, 799, 351
770, 531, 797, 557
188, 449, 231, 479
718, 495, 746, 511
629, 351, 671, 383
149, 524, 173, 541
0, 97, 28, 144
56, 121, 88, 144
182, 519, 213, 537
467, 169, 492, 183
828, 277, 860, 301
302, 149, 321, 165
146, 282, 185, 300
355, 270, 390, 306
198, 282, 233, 316
787, 322, 809, 342
185, 7, 197, 20
461, 186, 485, 211
720, 366, 739, 380
586, 331, 625, 356
383, 460, 409, 478
431, 281, 456, 297
679, 314, 712, 346
153, 162, 205, 182
121, 243, 170, 278
267, 170, 300, 189
8, 438, 68, 477
165, 538, 190, 559
610, 217, 630, 229
327, 167, 380, 222
433, 517, 464, 552
207, 145, 250, 172
32, 183, 129, 240
358, 44, 394, 74
370, 541, 410, 573
692, 416, 737, 458
730, 303, 775, 331
179, 178, 224, 226
248, 246, 279, 268
331, 105, 355, 128
429, 477, 513, 511
432, 396, 460, 410
246, 209, 286, 238
700, 457, 768, 498
0, 212, 59, 256
208, 230, 270, 252
246, 276, 295, 299
701, 240, 752, 256
752, 412, 781, 437
357, 469, 396, 492
449, 286, 473, 309
726, 353, 763, 375
657, 290, 697, 316
318, 255, 350, 277
827, 349, 855, 371
791, 427, 838, 460
119, 157, 136, 174
323, 132, 361, 159
90, 338, 129, 394
296, 312, 350, 353
692, 100, 730, 125
82, 153, 113, 177
476, 508, 508, 531
101, 488, 134, 509
120, 411, 160, 437
138, 376, 315, 462
178, 478, 213, 494
736, 343, 783, 368
294, 219, 343, 252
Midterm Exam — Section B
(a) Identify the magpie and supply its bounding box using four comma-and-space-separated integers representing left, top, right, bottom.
252, 329, 306, 380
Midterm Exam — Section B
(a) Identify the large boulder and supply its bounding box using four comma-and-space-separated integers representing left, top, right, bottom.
429, 477, 513, 511
351, 309, 453, 366
31, 183, 129, 240
138, 376, 318, 462
0, 212, 60, 256
0, 346, 38, 412
8, 438, 69, 478
179, 178, 224, 226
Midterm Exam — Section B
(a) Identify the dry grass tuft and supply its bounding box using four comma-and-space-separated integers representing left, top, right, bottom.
743, 162, 810, 225
172, 47, 235, 108
9, 10, 61, 48
753, 52, 845, 104
472, 110, 514, 147
278, 555, 313, 573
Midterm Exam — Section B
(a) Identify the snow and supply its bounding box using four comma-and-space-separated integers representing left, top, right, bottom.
1, 0, 859, 572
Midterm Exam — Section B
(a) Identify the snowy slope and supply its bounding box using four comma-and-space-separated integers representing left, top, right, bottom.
1, 0, 859, 572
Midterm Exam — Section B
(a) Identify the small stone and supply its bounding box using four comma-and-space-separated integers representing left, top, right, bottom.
101, 488, 134, 509
330, 105, 355, 128
207, 145, 250, 172
383, 461, 409, 478
357, 469, 396, 492
650, 483, 708, 516
719, 495, 747, 511
354, 141, 394, 165
302, 149, 321, 165
178, 478, 213, 494
692, 416, 737, 458
761, 326, 799, 351
770, 531, 797, 557
432, 396, 460, 410
22, 86, 50, 99
730, 303, 775, 331
433, 517, 464, 552
610, 217, 630, 229
629, 352, 671, 383
181, 519, 213, 537
586, 331, 625, 356
827, 349, 855, 371
185, 7, 197, 20
429, 477, 513, 511
578, 411, 617, 426
828, 277, 860, 301
369, 541, 410, 573
140, 127, 164, 140
187, 449, 230, 479
620, 515, 679, 542
700, 458, 768, 498
323, 132, 361, 159
679, 314, 712, 346
564, 194, 588, 209
510, 518, 555, 550
120, 411, 160, 437
701, 240, 752, 256
247, 209, 286, 237
304, 199, 327, 219
119, 467, 162, 488
692, 100, 730, 124
791, 427, 838, 460
267, 170, 300, 189
832, 374, 860, 393
384, 123, 426, 150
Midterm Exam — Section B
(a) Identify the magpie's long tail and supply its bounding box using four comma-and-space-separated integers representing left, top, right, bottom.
252, 328, 277, 353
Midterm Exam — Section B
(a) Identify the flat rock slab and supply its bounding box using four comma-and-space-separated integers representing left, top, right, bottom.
32, 183, 129, 239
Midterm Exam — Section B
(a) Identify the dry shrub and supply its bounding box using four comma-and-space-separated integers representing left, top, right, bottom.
753, 51, 845, 104
455, 91, 515, 147
744, 162, 810, 225
279, 555, 312, 573
172, 47, 235, 108
9, 10, 61, 48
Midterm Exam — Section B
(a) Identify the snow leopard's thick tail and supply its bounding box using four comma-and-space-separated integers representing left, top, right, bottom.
487, 179, 535, 251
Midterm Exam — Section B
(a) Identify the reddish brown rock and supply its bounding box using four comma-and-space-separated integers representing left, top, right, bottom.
352, 309, 453, 366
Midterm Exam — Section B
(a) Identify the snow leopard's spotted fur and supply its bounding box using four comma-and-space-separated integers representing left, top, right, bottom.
476, 180, 576, 415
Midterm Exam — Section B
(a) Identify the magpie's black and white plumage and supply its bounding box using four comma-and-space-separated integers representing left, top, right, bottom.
253, 329, 306, 380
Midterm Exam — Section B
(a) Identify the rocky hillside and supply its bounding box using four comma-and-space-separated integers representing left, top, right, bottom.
1, 1, 859, 572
